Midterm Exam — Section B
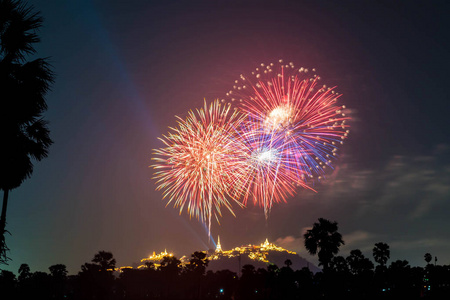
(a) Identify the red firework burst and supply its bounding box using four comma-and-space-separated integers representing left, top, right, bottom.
152, 100, 247, 236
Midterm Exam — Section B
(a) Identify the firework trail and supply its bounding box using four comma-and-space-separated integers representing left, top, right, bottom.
225, 60, 350, 184
152, 100, 247, 236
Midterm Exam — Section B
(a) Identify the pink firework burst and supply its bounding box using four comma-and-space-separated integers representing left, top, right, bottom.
226, 60, 350, 183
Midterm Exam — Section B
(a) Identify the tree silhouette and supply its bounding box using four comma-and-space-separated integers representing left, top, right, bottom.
78, 251, 116, 300
344, 250, 373, 298
387, 259, 417, 297
160, 255, 182, 275
0, 270, 17, 299
118, 267, 159, 300
30, 271, 52, 299
185, 251, 209, 299
239, 264, 257, 299
49, 264, 68, 300
327, 255, 351, 297
0, 0, 54, 265
424, 252, 432, 265
17, 263, 32, 299
187, 251, 209, 276
144, 261, 155, 270
373, 242, 390, 267
295, 267, 315, 299
92, 250, 116, 272
18, 263, 31, 282
346, 249, 374, 276
304, 218, 344, 272
284, 259, 292, 268
279, 260, 296, 299
5, 244, 450, 300
330, 255, 349, 273
49, 264, 68, 278
204, 269, 238, 300
159, 255, 182, 299
372, 243, 390, 297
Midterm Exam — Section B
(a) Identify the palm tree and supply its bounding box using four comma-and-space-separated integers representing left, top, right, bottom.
304, 218, 344, 272
373, 242, 390, 267
0, 0, 54, 264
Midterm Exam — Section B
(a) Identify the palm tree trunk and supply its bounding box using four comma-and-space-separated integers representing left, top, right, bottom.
1, 189, 10, 264
1, 189, 9, 230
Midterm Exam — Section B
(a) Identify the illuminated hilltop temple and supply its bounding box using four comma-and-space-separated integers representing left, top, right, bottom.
116, 238, 306, 272
139, 249, 186, 268
210, 237, 297, 264
115, 249, 184, 271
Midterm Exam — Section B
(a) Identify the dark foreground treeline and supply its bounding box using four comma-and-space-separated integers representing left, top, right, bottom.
1, 250, 449, 300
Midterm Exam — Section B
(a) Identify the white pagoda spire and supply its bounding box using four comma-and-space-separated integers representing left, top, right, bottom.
216, 236, 222, 252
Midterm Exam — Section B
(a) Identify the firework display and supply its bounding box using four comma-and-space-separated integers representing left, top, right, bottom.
153, 60, 349, 230
225, 60, 350, 182
235, 120, 313, 218
152, 100, 248, 235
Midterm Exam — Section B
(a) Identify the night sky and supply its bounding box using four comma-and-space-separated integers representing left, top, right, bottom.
3, 0, 450, 275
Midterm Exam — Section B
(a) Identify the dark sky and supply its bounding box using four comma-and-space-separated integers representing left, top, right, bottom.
3, 0, 450, 274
